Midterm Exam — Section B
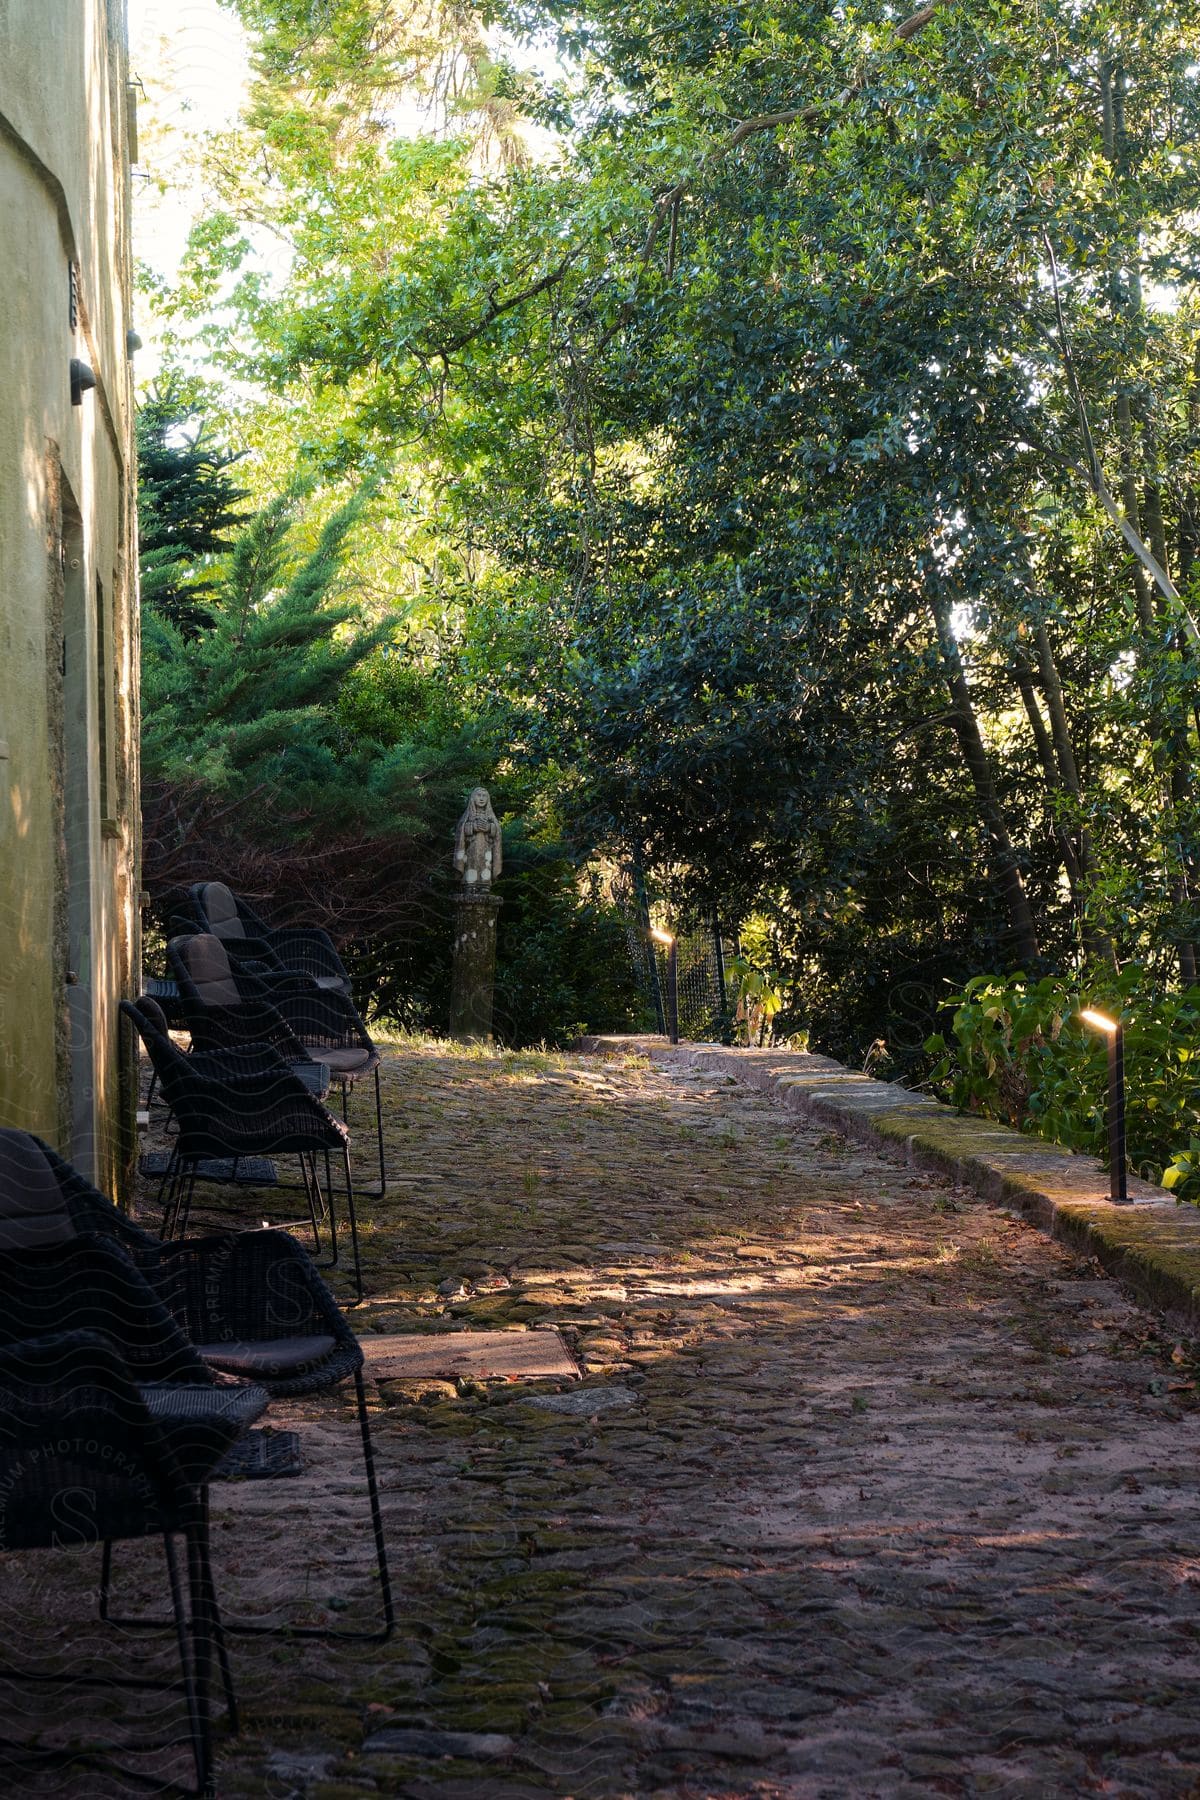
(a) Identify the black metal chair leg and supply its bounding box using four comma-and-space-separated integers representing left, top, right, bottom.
184, 1520, 214, 1795
354, 1366, 394, 1638
374, 1063, 386, 1194
311, 1154, 336, 1266
198, 1492, 238, 1733
343, 1145, 362, 1301
298, 1154, 323, 1255
176, 1164, 199, 1239
324, 1151, 339, 1271
158, 1149, 181, 1239
170, 1527, 213, 1796
222, 1367, 389, 1641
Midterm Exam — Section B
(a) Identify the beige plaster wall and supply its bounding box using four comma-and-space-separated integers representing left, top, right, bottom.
0, 0, 139, 1193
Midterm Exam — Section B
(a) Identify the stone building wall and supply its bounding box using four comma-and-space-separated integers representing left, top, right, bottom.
0, 0, 139, 1191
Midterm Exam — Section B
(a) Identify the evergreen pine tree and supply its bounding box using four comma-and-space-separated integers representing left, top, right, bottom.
136, 382, 249, 637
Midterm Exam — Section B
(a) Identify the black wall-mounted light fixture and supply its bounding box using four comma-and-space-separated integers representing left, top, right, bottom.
126, 329, 142, 356
70, 358, 96, 406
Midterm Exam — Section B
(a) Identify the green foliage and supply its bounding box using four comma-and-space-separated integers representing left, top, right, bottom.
927, 970, 1200, 1200
335, 649, 466, 750
493, 843, 649, 1047
726, 953, 785, 1048
142, 0, 1200, 1062
136, 384, 249, 637
143, 489, 387, 800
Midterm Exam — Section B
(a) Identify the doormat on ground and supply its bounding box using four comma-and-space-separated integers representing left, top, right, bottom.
139, 1151, 278, 1186
361, 1329, 580, 1383
215, 1428, 303, 1481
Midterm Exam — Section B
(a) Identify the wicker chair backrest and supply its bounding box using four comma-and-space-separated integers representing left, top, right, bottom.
179, 933, 241, 1006
201, 882, 246, 940
0, 1131, 75, 1249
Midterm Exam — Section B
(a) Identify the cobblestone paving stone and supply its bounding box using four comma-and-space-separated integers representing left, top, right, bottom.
6, 1038, 1200, 1798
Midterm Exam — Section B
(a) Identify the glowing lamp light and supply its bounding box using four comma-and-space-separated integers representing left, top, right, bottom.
1079, 1006, 1129, 1203
649, 927, 679, 1045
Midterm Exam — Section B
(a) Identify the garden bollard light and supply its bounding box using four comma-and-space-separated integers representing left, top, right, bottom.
1080, 1009, 1129, 1203
650, 928, 679, 1045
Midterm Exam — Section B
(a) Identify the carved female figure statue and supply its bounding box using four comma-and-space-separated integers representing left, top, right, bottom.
453, 786, 503, 888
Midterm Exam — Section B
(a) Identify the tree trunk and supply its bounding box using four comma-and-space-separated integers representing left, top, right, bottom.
1017, 631, 1117, 969
1013, 647, 1083, 893
930, 591, 1040, 965
1103, 58, 1197, 980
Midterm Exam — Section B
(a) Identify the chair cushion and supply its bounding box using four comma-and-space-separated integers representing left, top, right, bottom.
319, 1047, 373, 1074
195, 1335, 339, 1378
181, 933, 241, 1006
203, 882, 246, 940
0, 1130, 75, 1248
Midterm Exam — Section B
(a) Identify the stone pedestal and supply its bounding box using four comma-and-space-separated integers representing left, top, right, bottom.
450, 892, 502, 1042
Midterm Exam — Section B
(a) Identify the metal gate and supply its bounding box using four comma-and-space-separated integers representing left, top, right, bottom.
607, 864, 731, 1043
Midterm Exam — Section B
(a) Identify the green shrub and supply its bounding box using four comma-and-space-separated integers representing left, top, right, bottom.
926, 968, 1200, 1200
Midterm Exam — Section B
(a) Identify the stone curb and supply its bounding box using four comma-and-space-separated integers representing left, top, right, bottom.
577, 1035, 1200, 1332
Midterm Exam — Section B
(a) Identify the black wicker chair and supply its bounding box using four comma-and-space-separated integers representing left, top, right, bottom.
0, 1130, 393, 1642
160, 938, 331, 1088
190, 881, 353, 998
125, 995, 332, 1247
0, 1329, 232, 1794
122, 999, 364, 1298
169, 933, 386, 1195
0, 1222, 271, 1793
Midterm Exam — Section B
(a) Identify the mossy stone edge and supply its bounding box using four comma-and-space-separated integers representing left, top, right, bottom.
580, 1037, 1200, 1331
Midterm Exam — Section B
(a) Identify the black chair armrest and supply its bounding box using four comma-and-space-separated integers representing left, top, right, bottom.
188, 1041, 302, 1084
274, 987, 374, 1048
182, 998, 311, 1064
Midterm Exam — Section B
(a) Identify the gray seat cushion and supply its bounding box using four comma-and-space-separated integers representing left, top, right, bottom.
319, 1047, 373, 1074
179, 932, 241, 1006
0, 1130, 75, 1248
195, 1335, 339, 1377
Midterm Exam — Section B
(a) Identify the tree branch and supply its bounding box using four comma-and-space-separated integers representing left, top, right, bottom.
418, 246, 586, 359
630, 2, 945, 291
1038, 231, 1200, 647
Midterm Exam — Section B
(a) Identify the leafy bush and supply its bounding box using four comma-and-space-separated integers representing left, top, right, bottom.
926, 969, 1200, 1199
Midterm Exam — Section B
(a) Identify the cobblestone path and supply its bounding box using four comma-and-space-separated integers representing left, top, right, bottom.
8, 1041, 1200, 1797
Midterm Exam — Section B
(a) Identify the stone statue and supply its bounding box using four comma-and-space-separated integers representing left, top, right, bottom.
453, 786, 503, 889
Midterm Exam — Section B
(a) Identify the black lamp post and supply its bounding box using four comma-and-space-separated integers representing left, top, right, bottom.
1080, 1008, 1129, 1203
651, 928, 679, 1045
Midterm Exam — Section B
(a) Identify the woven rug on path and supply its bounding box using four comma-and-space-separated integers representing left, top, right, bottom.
215, 1427, 304, 1480
361, 1329, 580, 1382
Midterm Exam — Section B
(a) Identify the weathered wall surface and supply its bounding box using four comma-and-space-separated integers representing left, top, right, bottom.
0, 0, 138, 1191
